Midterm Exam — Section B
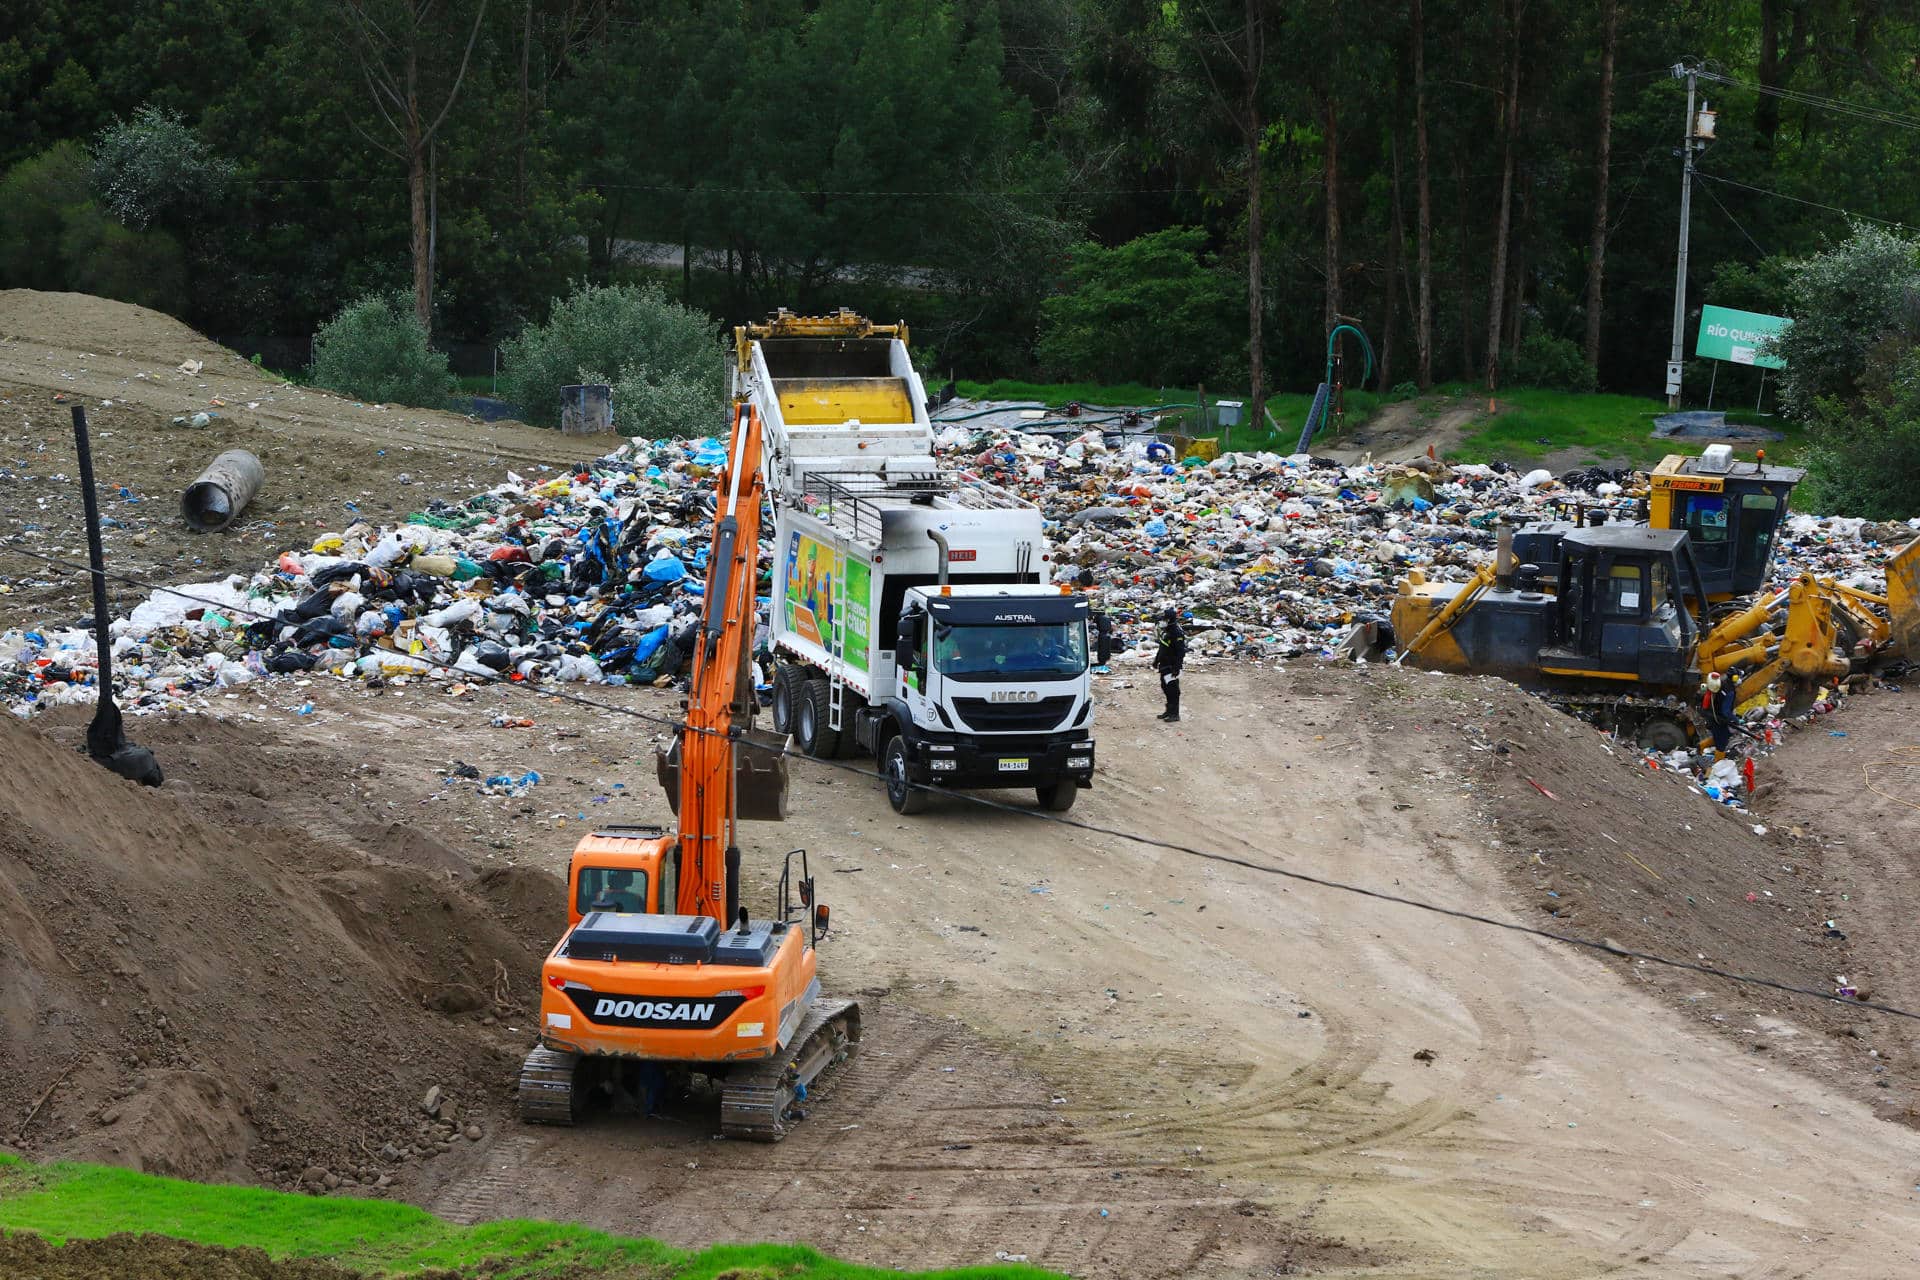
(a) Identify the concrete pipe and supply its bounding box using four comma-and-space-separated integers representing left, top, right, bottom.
181, 449, 264, 532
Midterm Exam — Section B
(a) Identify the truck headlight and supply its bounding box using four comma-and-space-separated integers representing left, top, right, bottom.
930, 758, 957, 772
1068, 756, 1092, 769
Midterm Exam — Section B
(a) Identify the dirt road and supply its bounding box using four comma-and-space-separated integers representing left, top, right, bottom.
234, 663, 1920, 1278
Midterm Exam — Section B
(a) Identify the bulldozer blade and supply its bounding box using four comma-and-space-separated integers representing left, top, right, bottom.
1888, 537, 1920, 660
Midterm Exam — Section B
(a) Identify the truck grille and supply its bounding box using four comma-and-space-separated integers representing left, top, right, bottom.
952, 696, 1075, 732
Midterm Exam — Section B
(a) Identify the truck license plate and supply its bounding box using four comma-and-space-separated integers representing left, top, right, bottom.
997, 758, 1029, 772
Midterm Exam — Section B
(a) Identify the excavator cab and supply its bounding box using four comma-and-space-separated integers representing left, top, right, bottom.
1648, 446, 1802, 600
564, 825, 677, 925
1537, 527, 1709, 690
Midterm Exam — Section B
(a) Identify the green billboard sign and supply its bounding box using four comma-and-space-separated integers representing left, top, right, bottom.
1695, 304, 1789, 370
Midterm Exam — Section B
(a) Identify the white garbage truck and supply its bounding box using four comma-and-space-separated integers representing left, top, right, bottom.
733, 309, 1096, 814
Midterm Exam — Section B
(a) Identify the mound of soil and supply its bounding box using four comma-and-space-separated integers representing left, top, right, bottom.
1441, 676, 1916, 1115
0, 709, 565, 1189
0, 289, 609, 631
0, 1233, 363, 1280
0, 291, 262, 383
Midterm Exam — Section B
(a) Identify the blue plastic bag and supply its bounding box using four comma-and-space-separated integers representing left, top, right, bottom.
643, 554, 687, 583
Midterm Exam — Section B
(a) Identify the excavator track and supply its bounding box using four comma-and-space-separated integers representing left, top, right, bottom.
720, 998, 861, 1142
517, 1046, 583, 1126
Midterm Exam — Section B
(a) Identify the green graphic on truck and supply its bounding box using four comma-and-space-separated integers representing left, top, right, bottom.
783, 531, 871, 672
842, 557, 870, 673
784, 532, 835, 647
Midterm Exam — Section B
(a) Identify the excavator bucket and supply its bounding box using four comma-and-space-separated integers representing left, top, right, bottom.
1888, 537, 1920, 660
655, 727, 792, 821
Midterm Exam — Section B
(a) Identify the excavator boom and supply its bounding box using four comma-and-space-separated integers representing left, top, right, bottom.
521, 394, 858, 1139
676, 402, 776, 924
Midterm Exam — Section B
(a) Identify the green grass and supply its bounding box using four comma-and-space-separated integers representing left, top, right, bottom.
0, 1153, 1058, 1280
1438, 385, 1809, 469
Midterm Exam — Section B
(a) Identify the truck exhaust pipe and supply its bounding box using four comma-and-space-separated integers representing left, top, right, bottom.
1495, 522, 1516, 591
927, 529, 951, 586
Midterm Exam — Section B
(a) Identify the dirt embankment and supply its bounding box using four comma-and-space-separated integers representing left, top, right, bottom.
1449, 675, 1919, 1118
0, 290, 611, 629
0, 1232, 366, 1280
0, 707, 564, 1191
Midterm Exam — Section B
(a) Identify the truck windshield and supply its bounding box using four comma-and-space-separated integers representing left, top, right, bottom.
933, 622, 1087, 681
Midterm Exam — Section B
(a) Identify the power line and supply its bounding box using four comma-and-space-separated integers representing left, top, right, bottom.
1692, 171, 1905, 230
4, 539, 1915, 1026
1694, 173, 1767, 257
1695, 68, 1920, 135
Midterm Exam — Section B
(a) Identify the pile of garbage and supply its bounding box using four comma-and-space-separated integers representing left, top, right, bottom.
946, 423, 1624, 658
2, 420, 1914, 727
3, 445, 740, 719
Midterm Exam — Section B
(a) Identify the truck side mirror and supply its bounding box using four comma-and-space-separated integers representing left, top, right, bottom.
894, 613, 918, 670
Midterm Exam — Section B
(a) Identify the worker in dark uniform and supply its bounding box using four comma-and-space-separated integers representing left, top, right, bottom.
1700, 672, 1737, 760
1092, 608, 1114, 673
1153, 608, 1186, 723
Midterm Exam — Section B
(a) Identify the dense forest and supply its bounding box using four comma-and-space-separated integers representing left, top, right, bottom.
2, 0, 1917, 414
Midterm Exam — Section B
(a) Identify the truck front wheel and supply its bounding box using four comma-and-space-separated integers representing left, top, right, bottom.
796, 678, 840, 758
884, 736, 929, 814
1035, 780, 1078, 813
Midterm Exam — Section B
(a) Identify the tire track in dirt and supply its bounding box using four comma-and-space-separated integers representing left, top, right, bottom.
414, 1001, 1298, 1277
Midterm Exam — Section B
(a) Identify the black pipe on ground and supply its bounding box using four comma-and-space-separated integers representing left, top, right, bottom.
72, 406, 162, 787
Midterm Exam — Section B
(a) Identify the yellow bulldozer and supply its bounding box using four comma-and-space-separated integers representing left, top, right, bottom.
1382, 446, 1920, 750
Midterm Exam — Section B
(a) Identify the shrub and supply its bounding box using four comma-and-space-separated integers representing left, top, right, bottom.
1036, 228, 1238, 387
0, 142, 94, 291
1773, 224, 1920, 422
57, 205, 188, 310
91, 105, 235, 230
1800, 345, 1920, 520
501, 283, 722, 435
1507, 332, 1597, 393
309, 291, 455, 408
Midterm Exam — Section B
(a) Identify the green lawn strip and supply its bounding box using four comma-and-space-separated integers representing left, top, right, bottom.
1442, 387, 1808, 469
0, 1155, 1055, 1280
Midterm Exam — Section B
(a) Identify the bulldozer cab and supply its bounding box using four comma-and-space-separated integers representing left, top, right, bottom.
1648, 446, 1802, 600
1539, 527, 1708, 690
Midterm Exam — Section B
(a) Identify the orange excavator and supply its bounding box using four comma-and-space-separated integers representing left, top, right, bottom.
517, 399, 860, 1140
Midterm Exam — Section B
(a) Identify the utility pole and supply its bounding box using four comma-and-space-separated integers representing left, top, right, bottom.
1665, 62, 1700, 408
